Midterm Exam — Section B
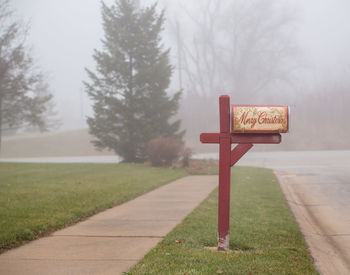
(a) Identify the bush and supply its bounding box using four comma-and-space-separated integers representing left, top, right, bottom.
147, 138, 183, 167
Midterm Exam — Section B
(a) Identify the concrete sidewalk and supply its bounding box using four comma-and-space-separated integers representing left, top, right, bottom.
0, 175, 217, 275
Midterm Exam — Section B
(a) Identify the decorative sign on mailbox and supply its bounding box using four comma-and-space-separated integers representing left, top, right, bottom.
232, 105, 289, 134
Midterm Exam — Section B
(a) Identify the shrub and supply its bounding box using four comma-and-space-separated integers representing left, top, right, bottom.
147, 138, 183, 167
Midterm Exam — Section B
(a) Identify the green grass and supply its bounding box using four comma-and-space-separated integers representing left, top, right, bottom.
0, 163, 187, 252
128, 167, 317, 274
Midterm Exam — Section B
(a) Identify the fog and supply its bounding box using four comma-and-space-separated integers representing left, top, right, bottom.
7, 0, 350, 154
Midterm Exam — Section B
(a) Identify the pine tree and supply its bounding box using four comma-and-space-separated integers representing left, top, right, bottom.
85, 0, 183, 162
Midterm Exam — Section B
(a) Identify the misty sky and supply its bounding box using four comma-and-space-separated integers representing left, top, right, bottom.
11, 0, 350, 130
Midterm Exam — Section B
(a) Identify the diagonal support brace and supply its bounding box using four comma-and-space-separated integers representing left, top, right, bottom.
230, 143, 253, 167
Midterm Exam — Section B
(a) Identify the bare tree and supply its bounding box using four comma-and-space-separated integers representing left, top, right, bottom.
168, 0, 301, 141
176, 0, 300, 99
0, 0, 57, 150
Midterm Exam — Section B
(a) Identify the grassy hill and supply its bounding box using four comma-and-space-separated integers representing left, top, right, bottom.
0, 129, 113, 158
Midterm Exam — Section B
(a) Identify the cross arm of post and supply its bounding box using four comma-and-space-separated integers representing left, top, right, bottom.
231, 134, 281, 144
200, 133, 281, 145
200, 133, 220, 143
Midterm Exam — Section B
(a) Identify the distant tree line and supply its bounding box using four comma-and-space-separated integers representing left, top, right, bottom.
165, 0, 350, 151
284, 72, 350, 150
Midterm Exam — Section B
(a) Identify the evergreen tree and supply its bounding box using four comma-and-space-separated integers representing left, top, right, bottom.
85, 0, 183, 162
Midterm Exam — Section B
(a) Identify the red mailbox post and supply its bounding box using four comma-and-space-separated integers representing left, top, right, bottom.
200, 95, 288, 251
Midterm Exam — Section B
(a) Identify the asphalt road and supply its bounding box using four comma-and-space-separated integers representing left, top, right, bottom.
239, 150, 350, 216
199, 149, 350, 216
0, 155, 122, 163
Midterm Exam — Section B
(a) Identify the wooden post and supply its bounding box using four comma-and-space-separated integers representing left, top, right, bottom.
200, 95, 286, 251
218, 95, 231, 251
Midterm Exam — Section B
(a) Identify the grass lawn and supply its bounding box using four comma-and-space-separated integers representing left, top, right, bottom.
0, 163, 187, 252
128, 167, 317, 274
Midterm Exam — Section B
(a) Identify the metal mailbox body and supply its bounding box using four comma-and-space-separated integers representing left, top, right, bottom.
232, 105, 289, 134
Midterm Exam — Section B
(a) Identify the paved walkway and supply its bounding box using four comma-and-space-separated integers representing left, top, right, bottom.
0, 176, 218, 275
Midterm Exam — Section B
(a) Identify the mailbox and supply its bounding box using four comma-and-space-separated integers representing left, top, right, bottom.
232, 105, 289, 134
201, 96, 289, 251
